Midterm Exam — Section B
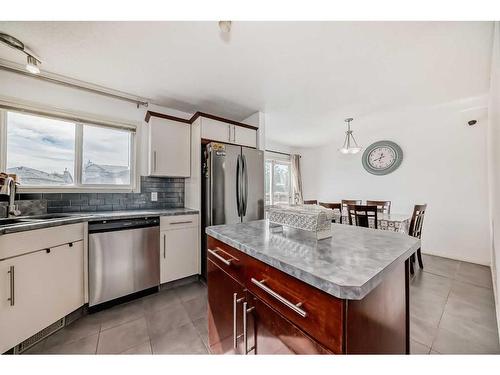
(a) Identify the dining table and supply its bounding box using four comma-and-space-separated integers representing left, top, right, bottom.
334, 209, 411, 234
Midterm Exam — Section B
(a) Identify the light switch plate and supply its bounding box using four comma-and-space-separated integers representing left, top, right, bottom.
151, 192, 158, 202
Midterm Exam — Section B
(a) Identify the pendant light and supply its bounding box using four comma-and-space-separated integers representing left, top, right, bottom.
339, 118, 362, 154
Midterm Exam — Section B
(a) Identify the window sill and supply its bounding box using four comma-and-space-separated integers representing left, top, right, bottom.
18, 186, 138, 194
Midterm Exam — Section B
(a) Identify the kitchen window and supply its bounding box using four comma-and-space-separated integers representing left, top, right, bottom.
265, 155, 292, 206
0, 109, 136, 191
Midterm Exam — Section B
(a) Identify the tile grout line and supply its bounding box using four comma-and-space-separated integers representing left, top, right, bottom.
429, 269, 455, 353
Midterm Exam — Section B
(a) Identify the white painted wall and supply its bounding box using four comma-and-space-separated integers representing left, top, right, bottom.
266, 139, 293, 155
487, 22, 500, 336
296, 98, 491, 265
0, 69, 193, 177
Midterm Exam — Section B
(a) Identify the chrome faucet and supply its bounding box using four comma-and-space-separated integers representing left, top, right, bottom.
0, 173, 21, 218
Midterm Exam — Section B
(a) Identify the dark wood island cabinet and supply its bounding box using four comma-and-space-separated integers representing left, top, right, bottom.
206, 221, 420, 355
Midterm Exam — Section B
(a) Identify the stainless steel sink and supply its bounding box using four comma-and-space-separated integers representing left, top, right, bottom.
26, 213, 76, 220
0, 213, 77, 227
0, 218, 41, 226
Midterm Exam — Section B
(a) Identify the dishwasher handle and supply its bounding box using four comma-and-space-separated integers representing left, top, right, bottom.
89, 217, 160, 233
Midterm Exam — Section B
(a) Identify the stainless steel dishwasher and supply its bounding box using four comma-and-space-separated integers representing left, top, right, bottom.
88, 217, 160, 308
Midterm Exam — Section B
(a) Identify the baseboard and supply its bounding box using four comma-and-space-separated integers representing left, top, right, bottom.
421, 250, 491, 266
491, 263, 500, 342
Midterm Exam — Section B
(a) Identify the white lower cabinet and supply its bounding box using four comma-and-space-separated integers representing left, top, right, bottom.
160, 215, 199, 284
0, 240, 84, 353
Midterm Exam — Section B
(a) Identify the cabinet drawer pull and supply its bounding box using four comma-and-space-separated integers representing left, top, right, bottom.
207, 248, 236, 266
7, 266, 14, 306
153, 151, 157, 172
170, 220, 193, 225
251, 278, 307, 318
163, 233, 166, 259
233, 293, 244, 349
243, 301, 255, 354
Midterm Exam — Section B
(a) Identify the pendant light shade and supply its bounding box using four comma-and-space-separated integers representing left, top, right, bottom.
339, 118, 362, 154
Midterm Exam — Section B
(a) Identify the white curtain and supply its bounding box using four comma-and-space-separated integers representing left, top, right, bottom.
291, 154, 303, 204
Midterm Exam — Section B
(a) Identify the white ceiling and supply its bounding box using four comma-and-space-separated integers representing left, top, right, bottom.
0, 21, 493, 147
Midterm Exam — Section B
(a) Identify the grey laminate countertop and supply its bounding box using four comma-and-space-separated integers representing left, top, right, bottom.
206, 220, 420, 300
0, 208, 199, 235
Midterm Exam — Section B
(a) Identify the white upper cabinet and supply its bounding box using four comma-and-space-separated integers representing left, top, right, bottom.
147, 114, 191, 177
200, 116, 257, 148
200, 117, 232, 143
234, 125, 257, 148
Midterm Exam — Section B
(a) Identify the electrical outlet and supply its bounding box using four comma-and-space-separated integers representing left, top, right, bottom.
151, 192, 158, 202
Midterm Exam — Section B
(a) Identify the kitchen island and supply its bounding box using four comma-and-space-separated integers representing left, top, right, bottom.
206, 220, 420, 354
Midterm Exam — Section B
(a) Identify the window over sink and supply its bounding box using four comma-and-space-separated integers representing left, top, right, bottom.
0, 108, 136, 191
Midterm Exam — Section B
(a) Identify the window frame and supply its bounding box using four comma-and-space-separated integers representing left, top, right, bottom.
265, 153, 293, 206
0, 103, 139, 193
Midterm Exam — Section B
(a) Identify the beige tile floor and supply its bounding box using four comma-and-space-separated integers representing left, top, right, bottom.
23, 254, 499, 354
24, 282, 209, 354
410, 254, 499, 354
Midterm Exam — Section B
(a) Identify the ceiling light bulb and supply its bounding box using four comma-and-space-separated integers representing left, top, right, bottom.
26, 55, 40, 74
339, 148, 349, 154
349, 147, 362, 154
218, 21, 232, 33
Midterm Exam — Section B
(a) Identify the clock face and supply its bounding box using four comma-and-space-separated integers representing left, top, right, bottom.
362, 141, 403, 175
368, 146, 396, 170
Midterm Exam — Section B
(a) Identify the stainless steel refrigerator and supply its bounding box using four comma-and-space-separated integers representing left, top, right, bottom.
201, 142, 264, 277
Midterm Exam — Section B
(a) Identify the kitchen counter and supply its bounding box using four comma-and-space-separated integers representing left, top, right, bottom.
0, 208, 199, 235
206, 219, 419, 300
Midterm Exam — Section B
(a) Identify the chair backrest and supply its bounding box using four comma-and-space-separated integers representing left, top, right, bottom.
347, 204, 378, 229
304, 200, 318, 205
319, 202, 342, 224
409, 204, 427, 239
366, 200, 391, 214
341, 199, 362, 211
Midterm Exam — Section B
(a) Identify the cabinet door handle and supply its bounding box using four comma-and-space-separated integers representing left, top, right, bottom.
233, 293, 245, 349
170, 221, 193, 225
163, 233, 166, 259
233, 125, 236, 142
153, 151, 157, 173
228, 125, 231, 142
243, 301, 255, 354
207, 248, 236, 266
251, 278, 307, 318
7, 266, 14, 306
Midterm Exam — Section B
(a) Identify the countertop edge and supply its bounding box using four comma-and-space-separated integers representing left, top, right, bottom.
0, 208, 199, 235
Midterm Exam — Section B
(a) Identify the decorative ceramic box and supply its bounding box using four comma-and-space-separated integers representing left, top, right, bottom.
267, 204, 334, 240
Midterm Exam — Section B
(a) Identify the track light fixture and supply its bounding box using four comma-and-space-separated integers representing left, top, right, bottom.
0, 32, 42, 74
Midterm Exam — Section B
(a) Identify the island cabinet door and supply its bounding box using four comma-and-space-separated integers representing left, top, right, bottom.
207, 259, 246, 354
243, 291, 331, 354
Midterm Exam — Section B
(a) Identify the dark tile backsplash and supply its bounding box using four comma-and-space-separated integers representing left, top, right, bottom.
2, 176, 184, 215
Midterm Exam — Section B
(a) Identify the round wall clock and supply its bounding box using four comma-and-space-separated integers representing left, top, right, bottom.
362, 140, 403, 175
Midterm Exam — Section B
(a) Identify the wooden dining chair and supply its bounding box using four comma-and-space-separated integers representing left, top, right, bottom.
319, 202, 342, 224
366, 200, 391, 214
408, 204, 427, 274
341, 199, 362, 211
303, 200, 318, 205
347, 204, 378, 229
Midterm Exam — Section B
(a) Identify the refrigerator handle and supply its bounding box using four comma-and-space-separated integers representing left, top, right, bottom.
242, 154, 248, 216
236, 154, 242, 217
208, 149, 213, 226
